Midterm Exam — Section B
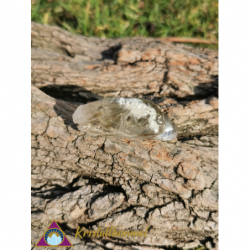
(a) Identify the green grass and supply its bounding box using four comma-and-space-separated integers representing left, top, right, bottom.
31, 0, 218, 49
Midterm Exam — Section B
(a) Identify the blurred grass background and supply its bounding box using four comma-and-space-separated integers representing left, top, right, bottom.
31, 0, 218, 49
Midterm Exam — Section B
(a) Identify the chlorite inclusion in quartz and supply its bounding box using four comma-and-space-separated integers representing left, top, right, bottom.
72, 97, 177, 141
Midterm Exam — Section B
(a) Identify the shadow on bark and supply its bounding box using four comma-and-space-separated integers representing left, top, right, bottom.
46, 86, 101, 131
101, 44, 122, 61
40, 85, 102, 103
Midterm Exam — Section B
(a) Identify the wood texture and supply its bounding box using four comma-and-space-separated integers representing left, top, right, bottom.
32, 22, 218, 99
31, 22, 218, 250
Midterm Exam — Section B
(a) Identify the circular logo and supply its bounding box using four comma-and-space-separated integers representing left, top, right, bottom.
44, 228, 64, 246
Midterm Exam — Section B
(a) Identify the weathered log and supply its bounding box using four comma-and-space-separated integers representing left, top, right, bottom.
31, 23, 218, 250
32, 22, 218, 99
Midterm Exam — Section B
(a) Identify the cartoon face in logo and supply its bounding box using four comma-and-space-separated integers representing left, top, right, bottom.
44, 228, 64, 246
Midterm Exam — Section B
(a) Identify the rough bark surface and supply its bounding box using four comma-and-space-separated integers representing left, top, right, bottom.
31, 22, 218, 250
32, 22, 218, 99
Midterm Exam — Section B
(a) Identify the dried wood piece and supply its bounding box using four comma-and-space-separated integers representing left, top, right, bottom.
159, 37, 218, 44
32, 22, 218, 99
31, 86, 218, 249
31, 22, 218, 249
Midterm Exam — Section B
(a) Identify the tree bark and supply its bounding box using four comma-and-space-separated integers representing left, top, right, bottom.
32, 22, 218, 99
31, 22, 218, 250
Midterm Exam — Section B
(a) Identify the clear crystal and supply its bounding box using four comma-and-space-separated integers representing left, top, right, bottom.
73, 97, 177, 141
